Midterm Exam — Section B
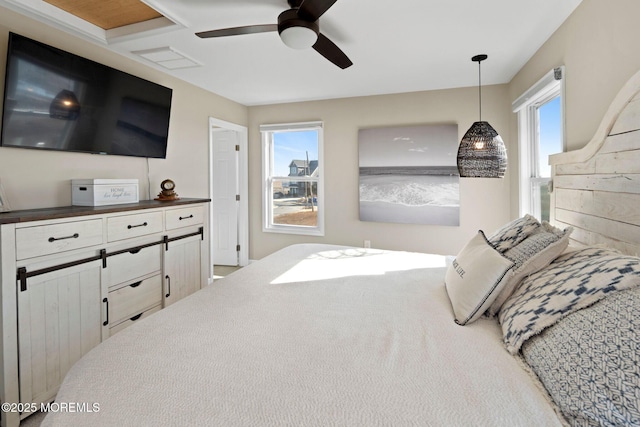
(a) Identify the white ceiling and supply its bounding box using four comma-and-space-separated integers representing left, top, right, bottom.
1, 0, 583, 106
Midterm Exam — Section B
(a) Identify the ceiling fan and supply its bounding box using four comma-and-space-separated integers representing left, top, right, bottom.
195, 0, 352, 69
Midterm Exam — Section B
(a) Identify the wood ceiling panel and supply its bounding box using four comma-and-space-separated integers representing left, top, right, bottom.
43, 0, 163, 30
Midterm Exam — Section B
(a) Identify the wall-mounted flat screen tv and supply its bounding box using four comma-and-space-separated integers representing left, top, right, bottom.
1, 32, 172, 158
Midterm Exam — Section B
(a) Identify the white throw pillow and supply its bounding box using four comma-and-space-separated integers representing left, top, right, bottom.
445, 231, 515, 325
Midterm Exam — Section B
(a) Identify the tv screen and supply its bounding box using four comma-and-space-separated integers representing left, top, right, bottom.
1, 32, 172, 158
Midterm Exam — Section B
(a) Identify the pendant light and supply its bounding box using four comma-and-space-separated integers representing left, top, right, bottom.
457, 54, 507, 178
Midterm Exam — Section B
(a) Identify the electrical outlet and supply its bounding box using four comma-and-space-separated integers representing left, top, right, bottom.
364, 240, 371, 248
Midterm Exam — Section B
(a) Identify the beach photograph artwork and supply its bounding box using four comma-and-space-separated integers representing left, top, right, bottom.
358, 124, 460, 226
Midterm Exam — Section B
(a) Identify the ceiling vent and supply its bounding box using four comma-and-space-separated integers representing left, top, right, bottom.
133, 47, 202, 69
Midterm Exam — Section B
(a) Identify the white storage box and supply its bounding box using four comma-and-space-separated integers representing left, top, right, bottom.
72, 179, 139, 206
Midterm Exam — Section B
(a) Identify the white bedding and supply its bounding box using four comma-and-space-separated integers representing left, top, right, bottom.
43, 244, 561, 426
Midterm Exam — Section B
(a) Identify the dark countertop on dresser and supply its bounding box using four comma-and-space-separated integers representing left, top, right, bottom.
0, 198, 211, 225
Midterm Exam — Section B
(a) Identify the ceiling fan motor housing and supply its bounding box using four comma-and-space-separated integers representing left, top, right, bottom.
278, 9, 319, 49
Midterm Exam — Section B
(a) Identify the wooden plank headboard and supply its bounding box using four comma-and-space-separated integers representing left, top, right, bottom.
550, 70, 640, 256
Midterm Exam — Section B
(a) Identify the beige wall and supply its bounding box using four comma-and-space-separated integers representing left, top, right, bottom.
507, 0, 640, 216
0, 7, 248, 210
510, 0, 640, 150
248, 85, 512, 259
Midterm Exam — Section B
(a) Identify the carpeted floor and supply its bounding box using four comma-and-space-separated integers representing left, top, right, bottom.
20, 411, 45, 427
213, 264, 241, 280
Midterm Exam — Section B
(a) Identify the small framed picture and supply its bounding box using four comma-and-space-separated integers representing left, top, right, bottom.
0, 182, 11, 212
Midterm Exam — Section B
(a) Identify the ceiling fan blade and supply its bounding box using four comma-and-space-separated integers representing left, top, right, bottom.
196, 24, 278, 39
312, 33, 352, 69
297, 0, 338, 21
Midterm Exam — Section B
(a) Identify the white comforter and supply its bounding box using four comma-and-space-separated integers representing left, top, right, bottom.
43, 244, 561, 426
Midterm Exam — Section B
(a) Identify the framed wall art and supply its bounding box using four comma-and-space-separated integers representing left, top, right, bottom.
358, 124, 459, 226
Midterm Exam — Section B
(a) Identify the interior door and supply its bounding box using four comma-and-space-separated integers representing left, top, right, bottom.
211, 128, 239, 266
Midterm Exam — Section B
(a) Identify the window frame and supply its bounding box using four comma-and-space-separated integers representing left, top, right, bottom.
260, 121, 324, 236
513, 67, 565, 220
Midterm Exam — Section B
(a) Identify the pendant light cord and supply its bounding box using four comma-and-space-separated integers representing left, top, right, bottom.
478, 60, 482, 122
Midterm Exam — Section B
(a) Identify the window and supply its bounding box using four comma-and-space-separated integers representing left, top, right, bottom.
513, 67, 564, 222
261, 121, 324, 236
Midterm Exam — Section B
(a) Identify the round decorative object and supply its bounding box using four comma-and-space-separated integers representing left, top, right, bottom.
155, 179, 179, 201
161, 179, 175, 191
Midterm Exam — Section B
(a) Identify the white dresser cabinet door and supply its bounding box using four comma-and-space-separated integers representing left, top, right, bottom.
163, 235, 202, 307
17, 260, 103, 406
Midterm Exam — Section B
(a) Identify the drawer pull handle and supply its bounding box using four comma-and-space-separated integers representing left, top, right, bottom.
165, 275, 171, 298
127, 222, 148, 229
179, 215, 194, 220
129, 248, 141, 255
48, 233, 79, 243
130, 313, 143, 321
129, 281, 142, 288
103, 297, 109, 326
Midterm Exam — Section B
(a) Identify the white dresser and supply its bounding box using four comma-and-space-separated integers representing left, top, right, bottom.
0, 199, 210, 427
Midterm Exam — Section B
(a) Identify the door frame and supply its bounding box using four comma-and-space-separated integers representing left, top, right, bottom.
208, 117, 249, 277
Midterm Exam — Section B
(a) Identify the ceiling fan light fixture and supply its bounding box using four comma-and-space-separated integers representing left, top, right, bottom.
278, 8, 318, 49
280, 26, 318, 49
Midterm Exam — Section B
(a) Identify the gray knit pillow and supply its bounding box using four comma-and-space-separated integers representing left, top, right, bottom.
486, 223, 572, 316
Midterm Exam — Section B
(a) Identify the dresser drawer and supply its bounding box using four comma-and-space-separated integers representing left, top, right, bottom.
15, 219, 103, 260
109, 304, 161, 336
165, 205, 204, 231
107, 211, 163, 242
106, 245, 161, 287
108, 275, 162, 325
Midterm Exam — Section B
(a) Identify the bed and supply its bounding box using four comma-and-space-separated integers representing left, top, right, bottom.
41, 69, 640, 426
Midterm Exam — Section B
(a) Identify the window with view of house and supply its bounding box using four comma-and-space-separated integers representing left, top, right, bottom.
261, 122, 324, 236
513, 67, 565, 222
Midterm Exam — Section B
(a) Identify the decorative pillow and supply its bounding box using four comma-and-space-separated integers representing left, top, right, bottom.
487, 214, 541, 253
445, 231, 515, 326
499, 247, 640, 354
486, 222, 572, 316
522, 285, 640, 426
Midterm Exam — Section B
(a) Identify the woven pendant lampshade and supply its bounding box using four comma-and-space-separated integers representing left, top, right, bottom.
457, 55, 507, 178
